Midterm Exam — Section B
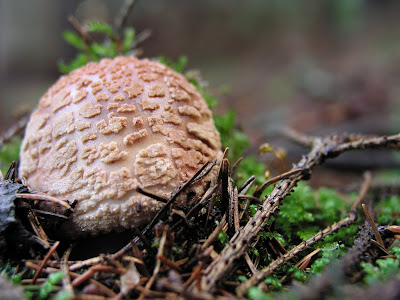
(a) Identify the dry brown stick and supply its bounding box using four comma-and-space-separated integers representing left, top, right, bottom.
138, 230, 167, 300
254, 168, 303, 198
237, 214, 356, 296
350, 171, 372, 212
61, 248, 74, 298
201, 225, 223, 251
31, 241, 60, 284
71, 265, 125, 287
69, 257, 104, 272
200, 132, 400, 294
26, 211, 54, 256
186, 184, 218, 219
158, 278, 217, 300
244, 253, 258, 275
335, 133, 400, 152
296, 248, 321, 270
69, 272, 117, 298
238, 175, 256, 194
67, 15, 93, 44
17, 193, 73, 210
0, 114, 29, 147
283, 127, 316, 146
233, 187, 240, 231
114, 0, 137, 37
362, 203, 385, 248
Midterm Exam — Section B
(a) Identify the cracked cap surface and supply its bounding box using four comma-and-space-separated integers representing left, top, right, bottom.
19, 56, 223, 236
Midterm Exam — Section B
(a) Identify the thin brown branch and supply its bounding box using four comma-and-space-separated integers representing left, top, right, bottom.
350, 171, 372, 213
69, 257, 104, 272
0, 114, 29, 147
244, 252, 258, 275
362, 203, 385, 248
27, 211, 53, 253
283, 127, 316, 146
71, 265, 125, 287
296, 248, 321, 270
138, 230, 167, 300
135, 187, 168, 203
67, 15, 92, 43
186, 184, 218, 219
31, 241, 60, 284
238, 175, 256, 194
61, 248, 74, 298
130, 29, 152, 49
17, 193, 73, 210
254, 168, 303, 198
158, 278, 216, 300
201, 225, 223, 251
114, 0, 137, 37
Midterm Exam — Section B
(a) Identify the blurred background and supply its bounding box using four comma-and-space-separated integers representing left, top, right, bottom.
2, 0, 400, 185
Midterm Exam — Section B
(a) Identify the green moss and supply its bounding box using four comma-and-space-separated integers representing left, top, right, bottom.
0, 137, 21, 175
158, 55, 188, 74
376, 195, 400, 225
362, 258, 400, 285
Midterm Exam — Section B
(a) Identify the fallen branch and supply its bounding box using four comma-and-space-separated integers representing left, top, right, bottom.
199, 131, 400, 294
236, 170, 371, 295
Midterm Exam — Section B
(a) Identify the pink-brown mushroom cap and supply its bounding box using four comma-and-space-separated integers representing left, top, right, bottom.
19, 56, 223, 236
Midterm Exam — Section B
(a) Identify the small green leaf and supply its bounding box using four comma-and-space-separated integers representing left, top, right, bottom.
122, 27, 136, 53
218, 230, 229, 246
310, 257, 330, 274
54, 291, 71, 300
158, 56, 188, 73
288, 267, 308, 282
248, 248, 259, 256
174, 56, 188, 73
264, 275, 282, 290
248, 204, 258, 217
58, 53, 88, 74
87, 20, 114, 36
11, 273, 22, 285
390, 246, 400, 257
213, 109, 235, 136
48, 272, 64, 285
90, 41, 118, 59
36, 272, 65, 299
297, 227, 318, 240
62, 30, 84, 50
248, 286, 273, 300
259, 231, 287, 248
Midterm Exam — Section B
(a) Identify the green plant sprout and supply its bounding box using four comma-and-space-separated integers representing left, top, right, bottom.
58, 20, 136, 74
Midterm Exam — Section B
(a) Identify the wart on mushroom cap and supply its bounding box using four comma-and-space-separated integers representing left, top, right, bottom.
19, 56, 223, 236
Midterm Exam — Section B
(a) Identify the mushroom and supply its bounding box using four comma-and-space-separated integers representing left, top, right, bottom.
19, 56, 223, 237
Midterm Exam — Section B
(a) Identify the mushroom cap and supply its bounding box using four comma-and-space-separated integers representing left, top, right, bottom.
19, 56, 223, 236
